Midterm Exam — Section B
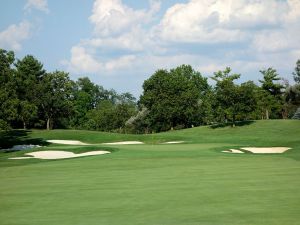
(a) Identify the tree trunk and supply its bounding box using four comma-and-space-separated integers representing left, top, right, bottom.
282, 107, 288, 119
232, 115, 236, 127
23, 121, 26, 130
46, 118, 50, 130
266, 109, 269, 120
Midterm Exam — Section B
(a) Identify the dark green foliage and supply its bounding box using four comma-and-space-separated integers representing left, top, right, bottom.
40, 71, 74, 130
0, 120, 11, 131
0, 48, 298, 132
140, 65, 210, 132
259, 68, 283, 97
125, 107, 150, 133
70, 77, 104, 127
15, 55, 46, 101
259, 68, 284, 119
0, 49, 18, 127
211, 68, 257, 126
15, 55, 46, 128
84, 100, 136, 132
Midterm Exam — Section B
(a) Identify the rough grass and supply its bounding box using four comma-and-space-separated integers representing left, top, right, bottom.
0, 120, 300, 225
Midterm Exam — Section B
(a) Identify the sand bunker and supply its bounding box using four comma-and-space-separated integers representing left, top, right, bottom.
10, 150, 110, 160
102, 141, 144, 145
222, 149, 244, 154
223, 147, 291, 154
47, 140, 90, 145
241, 147, 291, 154
47, 140, 144, 145
163, 141, 185, 144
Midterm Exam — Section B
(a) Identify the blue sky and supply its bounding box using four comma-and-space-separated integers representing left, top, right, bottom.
1, 0, 300, 97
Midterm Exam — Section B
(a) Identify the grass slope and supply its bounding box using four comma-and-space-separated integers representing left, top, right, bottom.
0, 120, 300, 225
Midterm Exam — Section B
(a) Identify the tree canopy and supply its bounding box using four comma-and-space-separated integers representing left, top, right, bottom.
0, 48, 299, 131
140, 65, 209, 132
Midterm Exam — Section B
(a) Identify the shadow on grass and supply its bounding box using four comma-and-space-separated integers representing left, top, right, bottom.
0, 130, 49, 150
210, 120, 255, 129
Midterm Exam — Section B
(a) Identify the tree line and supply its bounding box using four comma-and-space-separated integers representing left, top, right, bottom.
0, 48, 299, 132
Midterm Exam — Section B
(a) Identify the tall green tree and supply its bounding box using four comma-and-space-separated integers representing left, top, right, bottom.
238, 81, 258, 120
40, 71, 74, 130
211, 67, 240, 125
211, 67, 256, 126
0, 49, 18, 129
255, 89, 275, 120
15, 55, 46, 128
140, 65, 209, 132
259, 68, 284, 119
72, 77, 98, 127
259, 68, 283, 96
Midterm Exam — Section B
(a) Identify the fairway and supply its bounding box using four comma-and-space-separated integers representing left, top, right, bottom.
1, 120, 300, 225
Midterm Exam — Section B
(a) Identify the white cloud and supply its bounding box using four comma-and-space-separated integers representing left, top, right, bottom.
64, 0, 162, 74
24, 0, 49, 13
63, 0, 300, 89
285, 0, 300, 23
65, 46, 102, 73
63, 45, 137, 74
0, 21, 31, 51
105, 55, 136, 71
89, 0, 160, 37
252, 31, 294, 53
82, 27, 147, 52
251, 2, 300, 54
157, 0, 298, 43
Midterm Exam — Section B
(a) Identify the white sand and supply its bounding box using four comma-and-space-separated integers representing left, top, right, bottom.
102, 141, 144, 145
163, 141, 185, 144
47, 140, 91, 145
223, 147, 291, 154
47, 140, 144, 145
222, 149, 244, 154
241, 147, 291, 154
10, 150, 110, 160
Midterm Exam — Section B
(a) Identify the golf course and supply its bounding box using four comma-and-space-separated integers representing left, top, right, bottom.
0, 120, 300, 225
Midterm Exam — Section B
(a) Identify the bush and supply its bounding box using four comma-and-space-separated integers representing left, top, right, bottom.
0, 120, 11, 131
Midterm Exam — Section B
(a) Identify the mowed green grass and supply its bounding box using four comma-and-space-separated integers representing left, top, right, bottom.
0, 120, 300, 225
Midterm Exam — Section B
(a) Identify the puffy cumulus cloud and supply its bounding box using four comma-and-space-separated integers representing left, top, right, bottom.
89, 0, 160, 37
0, 21, 31, 51
82, 27, 148, 52
251, 1, 300, 54
65, 0, 162, 74
251, 30, 299, 53
64, 0, 300, 88
24, 0, 49, 13
63, 45, 137, 74
105, 55, 136, 71
157, 0, 299, 43
63, 46, 102, 74
285, 0, 300, 23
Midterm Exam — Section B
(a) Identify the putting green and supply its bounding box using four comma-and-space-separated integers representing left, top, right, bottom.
0, 120, 300, 225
